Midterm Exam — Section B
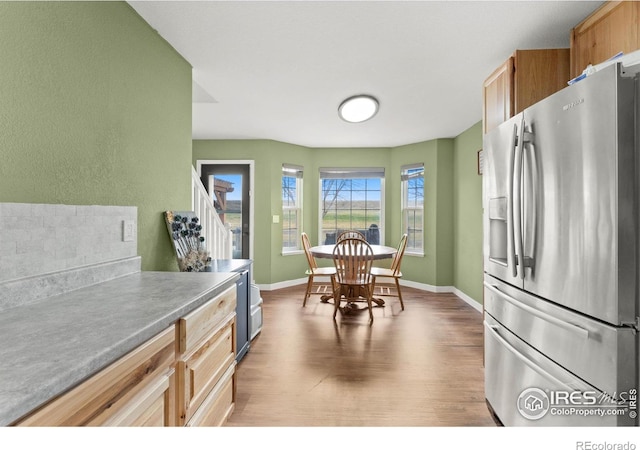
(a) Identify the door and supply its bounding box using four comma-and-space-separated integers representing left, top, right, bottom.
482, 111, 524, 289
484, 274, 637, 402
520, 64, 636, 326
484, 314, 635, 427
200, 164, 250, 259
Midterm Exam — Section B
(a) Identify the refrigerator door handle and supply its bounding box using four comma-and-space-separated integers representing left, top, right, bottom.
508, 123, 519, 278
513, 116, 527, 279
484, 282, 590, 339
524, 134, 537, 271
484, 321, 578, 390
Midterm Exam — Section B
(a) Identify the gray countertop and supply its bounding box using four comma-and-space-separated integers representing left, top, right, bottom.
206, 259, 252, 273
0, 270, 239, 426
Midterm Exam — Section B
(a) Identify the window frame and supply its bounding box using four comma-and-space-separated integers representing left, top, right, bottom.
401, 163, 425, 256
318, 167, 385, 246
281, 164, 304, 254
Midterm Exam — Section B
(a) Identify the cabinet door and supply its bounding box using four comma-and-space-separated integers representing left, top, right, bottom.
513, 49, 569, 113
16, 326, 176, 426
100, 368, 176, 427
570, 1, 640, 78
482, 57, 514, 134
185, 364, 235, 427
177, 319, 235, 425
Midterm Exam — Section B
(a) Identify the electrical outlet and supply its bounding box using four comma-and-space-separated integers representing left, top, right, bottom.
272, 215, 280, 224
122, 220, 135, 242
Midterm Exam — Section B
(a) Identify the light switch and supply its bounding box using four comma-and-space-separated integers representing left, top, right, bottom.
272, 215, 280, 224
122, 220, 135, 242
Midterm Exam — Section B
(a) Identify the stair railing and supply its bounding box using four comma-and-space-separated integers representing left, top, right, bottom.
191, 166, 233, 259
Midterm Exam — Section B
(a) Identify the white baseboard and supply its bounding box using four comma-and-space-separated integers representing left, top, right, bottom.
257, 278, 483, 313
451, 288, 483, 313
256, 277, 316, 292
398, 280, 482, 313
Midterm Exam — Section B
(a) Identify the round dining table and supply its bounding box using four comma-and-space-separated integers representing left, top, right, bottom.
308, 244, 397, 307
309, 244, 397, 260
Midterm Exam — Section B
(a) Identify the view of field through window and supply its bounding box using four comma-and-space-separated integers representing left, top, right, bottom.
320, 177, 382, 245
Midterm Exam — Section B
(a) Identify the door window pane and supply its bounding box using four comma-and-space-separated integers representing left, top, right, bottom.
211, 174, 243, 258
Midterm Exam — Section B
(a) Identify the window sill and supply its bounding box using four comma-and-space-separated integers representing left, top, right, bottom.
405, 250, 424, 257
282, 249, 304, 256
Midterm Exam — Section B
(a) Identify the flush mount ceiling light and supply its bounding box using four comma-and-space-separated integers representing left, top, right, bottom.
338, 95, 379, 123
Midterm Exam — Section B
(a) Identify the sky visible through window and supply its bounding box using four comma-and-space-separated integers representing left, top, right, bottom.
215, 174, 242, 201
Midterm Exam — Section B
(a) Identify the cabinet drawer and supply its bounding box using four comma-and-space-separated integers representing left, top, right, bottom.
178, 285, 236, 354
178, 319, 235, 424
185, 363, 235, 427
16, 326, 175, 426
101, 368, 175, 427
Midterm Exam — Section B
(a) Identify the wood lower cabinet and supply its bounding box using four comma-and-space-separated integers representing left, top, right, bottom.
570, 1, 640, 79
483, 49, 569, 134
16, 326, 176, 426
14, 282, 238, 427
176, 284, 237, 426
185, 363, 235, 426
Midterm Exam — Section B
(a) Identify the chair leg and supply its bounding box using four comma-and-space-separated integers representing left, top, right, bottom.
303, 275, 314, 307
333, 285, 342, 319
365, 286, 374, 323
395, 277, 404, 310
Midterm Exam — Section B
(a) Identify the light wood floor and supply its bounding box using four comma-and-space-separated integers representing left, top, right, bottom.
225, 284, 497, 427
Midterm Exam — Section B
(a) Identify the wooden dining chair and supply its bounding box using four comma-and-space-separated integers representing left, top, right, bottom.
301, 232, 336, 306
336, 230, 366, 242
371, 234, 408, 310
331, 237, 376, 323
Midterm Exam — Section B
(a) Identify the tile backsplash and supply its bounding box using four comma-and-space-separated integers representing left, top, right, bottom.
0, 203, 138, 284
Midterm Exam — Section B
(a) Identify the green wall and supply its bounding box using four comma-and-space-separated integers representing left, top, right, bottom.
0, 1, 485, 303
193, 123, 483, 304
192, 140, 309, 286
390, 140, 454, 287
453, 121, 484, 302
0, 2, 193, 271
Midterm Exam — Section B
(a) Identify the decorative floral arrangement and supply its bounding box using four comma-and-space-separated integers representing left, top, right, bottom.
166, 211, 211, 272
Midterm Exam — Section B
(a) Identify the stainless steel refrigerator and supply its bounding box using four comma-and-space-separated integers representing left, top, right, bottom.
482, 62, 639, 426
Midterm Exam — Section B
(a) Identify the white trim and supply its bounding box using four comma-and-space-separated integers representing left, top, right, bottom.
257, 277, 308, 292
452, 288, 483, 313
257, 277, 483, 313
399, 279, 453, 293
196, 159, 255, 261
318, 168, 386, 246
396, 280, 482, 312
401, 163, 424, 254
282, 166, 303, 252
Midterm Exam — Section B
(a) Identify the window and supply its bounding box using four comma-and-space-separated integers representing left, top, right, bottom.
282, 164, 303, 253
319, 168, 384, 245
401, 163, 424, 254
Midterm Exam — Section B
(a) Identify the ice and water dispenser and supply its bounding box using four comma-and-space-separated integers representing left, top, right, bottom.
488, 197, 508, 265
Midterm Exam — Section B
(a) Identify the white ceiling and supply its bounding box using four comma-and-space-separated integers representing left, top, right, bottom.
128, 0, 603, 148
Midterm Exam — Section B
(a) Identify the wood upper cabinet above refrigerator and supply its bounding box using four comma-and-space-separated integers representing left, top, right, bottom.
570, 0, 640, 79
482, 49, 570, 134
